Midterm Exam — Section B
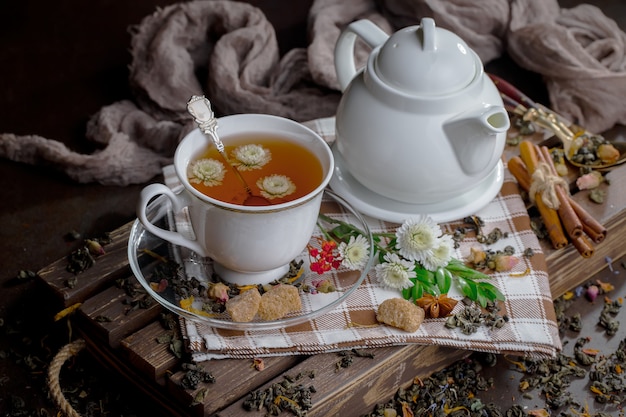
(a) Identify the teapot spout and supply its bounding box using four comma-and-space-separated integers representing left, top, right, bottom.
443, 105, 510, 175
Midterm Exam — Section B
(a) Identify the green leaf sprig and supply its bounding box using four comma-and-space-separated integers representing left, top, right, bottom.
317, 213, 505, 307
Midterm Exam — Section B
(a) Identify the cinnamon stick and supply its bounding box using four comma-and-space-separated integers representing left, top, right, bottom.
507, 156, 531, 192
538, 145, 606, 243
519, 140, 540, 173
568, 198, 607, 243
519, 141, 568, 249
538, 145, 583, 239
571, 235, 595, 258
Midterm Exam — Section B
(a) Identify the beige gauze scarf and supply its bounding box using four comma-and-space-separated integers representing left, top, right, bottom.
1, 0, 625, 185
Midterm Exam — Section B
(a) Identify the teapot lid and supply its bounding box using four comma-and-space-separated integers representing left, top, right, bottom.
374, 18, 477, 96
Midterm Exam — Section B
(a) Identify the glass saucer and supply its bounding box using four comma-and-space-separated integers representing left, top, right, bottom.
127, 190, 374, 331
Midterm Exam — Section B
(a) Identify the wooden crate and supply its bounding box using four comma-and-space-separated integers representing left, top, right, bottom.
37, 162, 626, 416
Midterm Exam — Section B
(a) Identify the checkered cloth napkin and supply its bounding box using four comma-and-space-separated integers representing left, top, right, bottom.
172, 117, 561, 361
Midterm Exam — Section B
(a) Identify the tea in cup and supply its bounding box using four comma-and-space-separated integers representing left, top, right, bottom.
136, 114, 334, 285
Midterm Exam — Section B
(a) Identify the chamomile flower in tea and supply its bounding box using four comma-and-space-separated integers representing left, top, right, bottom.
231, 144, 271, 170
375, 253, 416, 290
395, 215, 441, 264
188, 158, 226, 186
257, 174, 296, 199
338, 234, 370, 270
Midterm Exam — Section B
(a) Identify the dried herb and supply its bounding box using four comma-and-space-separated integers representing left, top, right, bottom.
121, 293, 153, 314
160, 312, 178, 330
242, 372, 316, 416
191, 387, 209, 406
445, 301, 508, 334
65, 232, 111, 277
66, 246, 96, 275
514, 117, 536, 136
589, 189, 606, 204
94, 315, 112, 323
154, 326, 184, 358
363, 354, 495, 417
530, 216, 549, 240
15, 270, 37, 281
553, 292, 580, 333
115, 276, 144, 298
180, 363, 215, 390
598, 297, 622, 336
335, 349, 375, 371
476, 227, 509, 245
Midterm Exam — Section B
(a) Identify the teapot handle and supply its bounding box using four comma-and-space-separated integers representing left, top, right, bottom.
334, 19, 388, 92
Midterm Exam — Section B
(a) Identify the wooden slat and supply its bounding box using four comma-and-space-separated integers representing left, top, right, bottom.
77, 281, 163, 349
37, 222, 134, 307
120, 321, 181, 382
217, 345, 469, 417
166, 355, 304, 416
78, 330, 190, 417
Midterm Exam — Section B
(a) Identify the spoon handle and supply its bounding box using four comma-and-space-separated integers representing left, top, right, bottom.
488, 74, 576, 140
488, 73, 538, 110
186, 95, 224, 153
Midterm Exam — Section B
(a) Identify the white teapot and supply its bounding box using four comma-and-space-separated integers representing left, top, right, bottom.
332, 18, 509, 217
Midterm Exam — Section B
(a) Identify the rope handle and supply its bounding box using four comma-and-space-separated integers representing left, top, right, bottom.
47, 339, 86, 417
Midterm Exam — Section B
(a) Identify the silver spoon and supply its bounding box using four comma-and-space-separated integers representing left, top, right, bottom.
491, 73, 626, 171
186, 96, 269, 206
523, 107, 626, 172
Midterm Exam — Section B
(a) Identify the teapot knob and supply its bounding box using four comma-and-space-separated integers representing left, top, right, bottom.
421, 17, 436, 52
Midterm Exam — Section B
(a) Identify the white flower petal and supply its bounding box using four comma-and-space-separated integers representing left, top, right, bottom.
421, 234, 455, 270
338, 234, 370, 270
395, 215, 441, 263
375, 253, 416, 290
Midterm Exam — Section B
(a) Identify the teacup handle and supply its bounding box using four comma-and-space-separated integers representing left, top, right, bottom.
136, 183, 208, 257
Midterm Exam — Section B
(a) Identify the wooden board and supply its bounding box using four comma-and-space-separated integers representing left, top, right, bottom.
216, 345, 468, 417
38, 222, 133, 307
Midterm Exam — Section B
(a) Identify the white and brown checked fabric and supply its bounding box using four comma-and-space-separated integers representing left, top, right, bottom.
166, 118, 561, 361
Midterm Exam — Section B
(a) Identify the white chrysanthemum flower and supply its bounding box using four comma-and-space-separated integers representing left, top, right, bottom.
421, 234, 455, 271
257, 175, 296, 199
188, 158, 226, 186
375, 253, 416, 290
395, 215, 442, 263
231, 144, 271, 171
338, 235, 370, 270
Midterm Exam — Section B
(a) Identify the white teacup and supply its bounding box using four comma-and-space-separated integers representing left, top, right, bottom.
136, 114, 334, 285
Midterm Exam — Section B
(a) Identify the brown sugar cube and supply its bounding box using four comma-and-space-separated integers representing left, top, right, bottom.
257, 285, 302, 321
376, 298, 425, 332
225, 287, 262, 322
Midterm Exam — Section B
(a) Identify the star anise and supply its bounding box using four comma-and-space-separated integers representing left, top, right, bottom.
416, 294, 459, 318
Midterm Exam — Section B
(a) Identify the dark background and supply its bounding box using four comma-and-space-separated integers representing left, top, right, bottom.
0, 0, 624, 416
